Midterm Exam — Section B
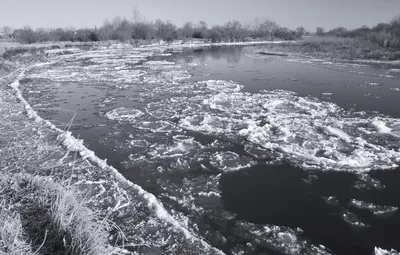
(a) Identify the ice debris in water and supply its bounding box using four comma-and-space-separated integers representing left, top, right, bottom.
105, 107, 144, 122
354, 174, 385, 190
25, 47, 192, 85
323, 126, 352, 143
196, 80, 244, 92
209, 151, 254, 172
341, 210, 368, 228
371, 118, 392, 133
387, 69, 400, 74
323, 196, 339, 206
177, 81, 400, 171
349, 199, 398, 215
365, 82, 381, 86
277, 232, 297, 244
375, 247, 400, 255
242, 223, 331, 254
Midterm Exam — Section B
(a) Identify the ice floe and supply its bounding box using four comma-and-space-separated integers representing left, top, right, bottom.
241, 223, 331, 255
387, 69, 400, 74
371, 118, 392, 133
210, 151, 255, 172
349, 199, 398, 215
341, 210, 369, 228
105, 107, 144, 122
375, 247, 400, 255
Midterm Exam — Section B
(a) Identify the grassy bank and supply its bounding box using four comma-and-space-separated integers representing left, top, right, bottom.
0, 173, 112, 255
261, 36, 400, 61
0, 52, 118, 254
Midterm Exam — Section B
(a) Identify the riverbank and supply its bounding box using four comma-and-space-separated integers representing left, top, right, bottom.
259, 36, 400, 62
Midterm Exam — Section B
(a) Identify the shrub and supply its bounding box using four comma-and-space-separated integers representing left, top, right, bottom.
16, 27, 39, 44
89, 31, 99, 42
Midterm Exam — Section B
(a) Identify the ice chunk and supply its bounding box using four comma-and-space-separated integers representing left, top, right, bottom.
197, 80, 244, 93
387, 69, 400, 74
375, 247, 400, 255
105, 107, 144, 122
371, 118, 392, 133
323, 126, 352, 143
365, 82, 381, 86
341, 210, 368, 228
210, 151, 254, 172
277, 232, 297, 244
349, 199, 398, 216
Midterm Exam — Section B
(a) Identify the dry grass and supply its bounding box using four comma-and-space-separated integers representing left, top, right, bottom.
0, 50, 124, 255
301, 36, 357, 45
0, 200, 34, 255
0, 173, 114, 255
260, 36, 400, 60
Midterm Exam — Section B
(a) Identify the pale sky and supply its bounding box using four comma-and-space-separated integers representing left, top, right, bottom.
1, 0, 400, 31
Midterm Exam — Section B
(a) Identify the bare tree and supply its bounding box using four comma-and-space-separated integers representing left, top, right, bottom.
111, 16, 123, 29
296, 26, 306, 37
224, 20, 243, 41
316, 27, 325, 36
1, 26, 13, 35
155, 20, 177, 43
132, 6, 141, 24
98, 19, 114, 40
260, 19, 278, 39
252, 18, 278, 39
196, 21, 208, 38
182, 22, 194, 38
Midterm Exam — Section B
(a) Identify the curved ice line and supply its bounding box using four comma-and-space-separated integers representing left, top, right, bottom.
9, 66, 225, 255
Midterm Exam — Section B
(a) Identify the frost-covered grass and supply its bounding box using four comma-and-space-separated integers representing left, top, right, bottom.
0, 40, 22, 56
0, 173, 112, 255
0, 202, 34, 255
0, 53, 117, 255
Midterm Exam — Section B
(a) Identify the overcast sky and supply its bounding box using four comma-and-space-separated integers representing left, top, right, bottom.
1, 0, 400, 31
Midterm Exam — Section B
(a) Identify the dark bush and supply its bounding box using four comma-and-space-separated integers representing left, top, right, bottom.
16, 27, 39, 44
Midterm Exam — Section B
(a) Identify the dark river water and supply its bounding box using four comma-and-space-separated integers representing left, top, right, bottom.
21, 45, 400, 254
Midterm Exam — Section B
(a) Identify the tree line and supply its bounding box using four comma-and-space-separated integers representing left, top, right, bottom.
3, 8, 307, 44
315, 15, 400, 49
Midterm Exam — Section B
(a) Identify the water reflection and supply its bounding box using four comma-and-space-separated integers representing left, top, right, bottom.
179, 46, 244, 64
175, 46, 400, 118
220, 164, 400, 254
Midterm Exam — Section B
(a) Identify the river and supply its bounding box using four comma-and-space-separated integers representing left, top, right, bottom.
20, 44, 400, 254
